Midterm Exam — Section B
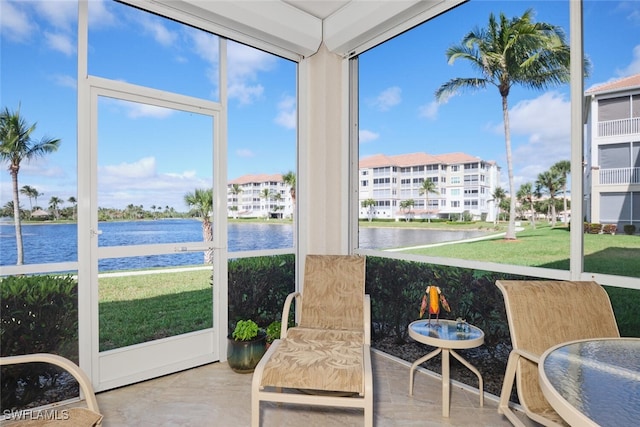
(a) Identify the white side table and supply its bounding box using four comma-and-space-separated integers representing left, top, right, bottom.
408, 319, 485, 417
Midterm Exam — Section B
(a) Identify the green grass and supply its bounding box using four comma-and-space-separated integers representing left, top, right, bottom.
96, 224, 639, 350
400, 224, 640, 277
98, 270, 213, 351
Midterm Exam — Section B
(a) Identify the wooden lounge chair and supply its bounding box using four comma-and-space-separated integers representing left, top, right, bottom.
251, 254, 373, 427
0, 353, 103, 426
495, 280, 619, 427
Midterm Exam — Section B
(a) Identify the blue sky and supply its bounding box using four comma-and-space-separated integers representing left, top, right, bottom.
1, 0, 640, 211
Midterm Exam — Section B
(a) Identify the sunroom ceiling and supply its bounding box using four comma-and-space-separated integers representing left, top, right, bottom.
136, 0, 467, 59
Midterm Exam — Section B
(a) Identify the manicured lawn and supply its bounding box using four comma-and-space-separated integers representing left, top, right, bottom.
400, 224, 640, 277
98, 269, 213, 351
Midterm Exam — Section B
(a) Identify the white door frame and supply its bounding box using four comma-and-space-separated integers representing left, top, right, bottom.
83, 76, 224, 391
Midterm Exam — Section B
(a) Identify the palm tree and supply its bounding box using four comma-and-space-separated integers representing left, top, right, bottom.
551, 160, 570, 226
282, 171, 296, 219
516, 182, 536, 229
418, 179, 439, 223
435, 9, 574, 240
536, 168, 562, 227
20, 185, 38, 212
229, 183, 243, 219
260, 188, 273, 219
399, 199, 415, 222
68, 196, 77, 220
0, 106, 61, 265
49, 196, 63, 220
362, 198, 376, 222
184, 188, 214, 264
491, 187, 507, 225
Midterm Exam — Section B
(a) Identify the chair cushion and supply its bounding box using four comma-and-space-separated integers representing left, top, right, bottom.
259, 336, 364, 394
298, 255, 365, 331
286, 326, 364, 344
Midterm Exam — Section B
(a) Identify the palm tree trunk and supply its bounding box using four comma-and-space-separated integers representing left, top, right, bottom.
562, 185, 568, 226
11, 171, 24, 265
203, 220, 213, 264
502, 95, 517, 240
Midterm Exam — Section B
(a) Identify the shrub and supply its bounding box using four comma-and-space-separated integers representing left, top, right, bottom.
1, 275, 79, 410
227, 254, 295, 333
602, 224, 617, 235
589, 222, 602, 234
624, 224, 637, 235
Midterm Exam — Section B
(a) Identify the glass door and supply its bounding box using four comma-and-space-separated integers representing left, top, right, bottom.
89, 79, 222, 391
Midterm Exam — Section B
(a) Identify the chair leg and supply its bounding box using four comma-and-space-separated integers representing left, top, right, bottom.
498, 351, 526, 427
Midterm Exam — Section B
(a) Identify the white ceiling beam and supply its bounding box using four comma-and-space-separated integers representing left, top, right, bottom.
323, 0, 468, 57
128, 0, 322, 59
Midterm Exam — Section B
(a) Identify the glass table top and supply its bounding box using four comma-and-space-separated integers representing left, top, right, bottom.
542, 338, 640, 427
408, 319, 484, 348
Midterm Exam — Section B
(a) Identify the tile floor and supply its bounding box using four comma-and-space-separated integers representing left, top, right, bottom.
96, 350, 537, 427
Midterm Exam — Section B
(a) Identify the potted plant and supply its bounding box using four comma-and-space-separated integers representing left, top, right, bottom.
227, 319, 267, 373
265, 320, 282, 348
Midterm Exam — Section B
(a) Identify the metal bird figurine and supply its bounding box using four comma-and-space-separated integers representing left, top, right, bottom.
420, 285, 451, 324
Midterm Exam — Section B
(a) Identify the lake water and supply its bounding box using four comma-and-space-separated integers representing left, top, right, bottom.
0, 219, 488, 271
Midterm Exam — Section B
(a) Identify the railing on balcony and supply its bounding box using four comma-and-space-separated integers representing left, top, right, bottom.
599, 167, 640, 185
598, 117, 640, 137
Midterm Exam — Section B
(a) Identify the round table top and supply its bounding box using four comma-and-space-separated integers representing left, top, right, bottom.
539, 337, 640, 427
408, 319, 484, 349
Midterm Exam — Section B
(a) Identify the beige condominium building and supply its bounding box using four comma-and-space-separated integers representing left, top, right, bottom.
358, 152, 500, 222
584, 73, 640, 230
227, 174, 293, 219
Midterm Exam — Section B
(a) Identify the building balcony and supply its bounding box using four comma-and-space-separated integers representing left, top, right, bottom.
598, 167, 640, 185
597, 117, 640, 137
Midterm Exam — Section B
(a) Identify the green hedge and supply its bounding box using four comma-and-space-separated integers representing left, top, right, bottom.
1, 275, 79, 410
227, 254, 295, 333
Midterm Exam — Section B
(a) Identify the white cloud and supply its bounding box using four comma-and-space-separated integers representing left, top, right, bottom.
35, 0, 77, 31
616, 44, 640, 76
139, 14, 177, 47
498, 91, 571, 185
52, 74, 77, 89
369, 86, 401, 111
236, 149, 255, 158
418, 101, 440, 120
275, 96, 296, 129
0, 1, 36, 42
227, 42, 276, 104
97, 157, 209, 209
45, 31, 75, 55
359, 129, 380, 143
123, 102, 175, 119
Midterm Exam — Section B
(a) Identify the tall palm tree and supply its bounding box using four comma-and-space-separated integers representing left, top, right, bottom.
435, 9, 575, 240
282, 171, 296, 219
491, 187, 506, 225
49, 196, 63, 220
418, 179, 439, 223
363, 198, 376, 222
184, 188, 214, 264
399, 199, 415, 222
68, 196, 77, 220
229, 183, 243, 219
0, 106, 61, 265
260, 188, 272, 219
20, 185, 38, 212
516, 182, 536, 229
551, 160, 570, 226
536, 168, 562, 227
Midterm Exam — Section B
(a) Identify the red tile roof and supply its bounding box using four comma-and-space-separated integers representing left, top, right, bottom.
229, 173, 283, 185
586, 73, 640, 94
359, 152, 485, 168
